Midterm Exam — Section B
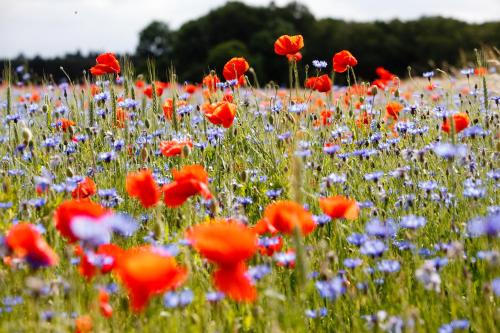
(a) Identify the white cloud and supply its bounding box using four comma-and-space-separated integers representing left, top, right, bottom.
0, 0, 498, 57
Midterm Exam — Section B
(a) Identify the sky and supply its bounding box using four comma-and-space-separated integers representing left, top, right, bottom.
1, 0, 499, 58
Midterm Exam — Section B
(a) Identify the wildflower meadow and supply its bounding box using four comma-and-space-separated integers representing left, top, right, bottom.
0, 34, 499, 333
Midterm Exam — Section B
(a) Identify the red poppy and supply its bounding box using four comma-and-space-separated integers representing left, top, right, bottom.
203, 101, 237, 128
76, 243, 123, 280
286, 52, 303, 62
75, 315, 93, 333
90, 53, 120, 76
253, 218, 279, 235
305, 75, 332, 93
72, 177, 97, 199
144, 82, 168, 98
186, 220, 257, 302
385, 101, 404, 121
441, 112, 470, 134
162, 98, 188, 120
184, 84, 197, 94
203, 74, 220, 92
223, 57, 249, 81
5, 222, 59, 268
332, 50, 358, 73
98, 289, 113, 318
356, 111, 372, 128
159, 139, 193, 157
263, 200, 316, 236
274, 35, 304, 56
163, 165, 212, 207
375, 67, 396, 81
56, 118, 75, 132
54, 200, 109, 243
126, 169, 161, 208
135, 80, 145, 88
319, 196, 359, 220
474, 67, 487, 76
114, 246, 188, 312
115, 107, 129, 128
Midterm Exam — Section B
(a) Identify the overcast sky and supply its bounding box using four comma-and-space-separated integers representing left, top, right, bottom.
1, 0, 499, 58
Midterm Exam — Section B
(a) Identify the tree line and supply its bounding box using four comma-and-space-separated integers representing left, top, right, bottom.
3, 1, 499, 85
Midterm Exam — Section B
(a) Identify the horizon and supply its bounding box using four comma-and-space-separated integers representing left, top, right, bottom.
1, 0, 499, 58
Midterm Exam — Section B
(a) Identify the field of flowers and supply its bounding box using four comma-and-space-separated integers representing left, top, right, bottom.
0, 36, 499, 332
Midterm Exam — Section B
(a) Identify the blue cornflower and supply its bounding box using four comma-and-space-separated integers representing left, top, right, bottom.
97, 151, 117, 162
305, 307, 328, 318
460, 68, 474, 76
313, 214, 331, 226
315, 277, 346, 300
422, 71, 434, 78
433, 143, 467, 159
467, 214, 500, 237
400, 215, 426, 229
312, 60, 328, 69
365, 219, 397, 238
163, 289, 194, 308
343, 258, 363, 269
265, 188, 282, 199
419, 180, 438, 192
376, 260, 400, 273
288, 103, 308, 114
247, 265, 271, 282
364, 171, 384, 182
206, 291, 225, 302
347, 233, 368, 247
438, 319, 469, 333
492, 278, 500, 296
360, 239, 387, 258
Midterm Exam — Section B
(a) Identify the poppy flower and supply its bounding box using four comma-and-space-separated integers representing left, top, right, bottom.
332, 50, 358, 73
5, 222, 59, 268
184, 84, 197, 94
144, 82, 168, 98
114, 246, 188, 312
253, 218, 279, 235
375, 67, 396, 81
56, 118, 75, 132
474, 67, 487, 76
135, 80, 145, 88
319, 196, 359, 220
126, 169, 161, 208
90, 53, 120, 76
202, 74, 220, 92
98, 289, 113, 318
54, 200, 109, 243
186, 220, 257, 301
159, 139, 193, 157
72, 177, 97, 199
75, 315, 93, 333
263, 200, 316, 236
385, 101, 404, 121
76, 243, 123, 280
115, 108, 129, 128
305, 75, 332, 93
203, 101, 237, 128
286, 52, 303, 62
441, 112, 470, 134
356, 111, 372, 128
222, 57, 249, 81
163, 165, 212, 207
274, 35, 304, 56
162, 98, 188, 120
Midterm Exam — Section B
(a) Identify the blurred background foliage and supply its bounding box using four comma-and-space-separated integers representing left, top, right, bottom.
2, 1, 499, 84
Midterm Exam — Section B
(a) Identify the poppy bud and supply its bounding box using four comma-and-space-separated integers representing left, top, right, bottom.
145, 119, 150, 128
66, 167, 74, 177
394, 90, 400, 98
42, 104, 48, 113
182, 144, 191, 157
22, 127, 33, 143
370, 86, 378, 96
